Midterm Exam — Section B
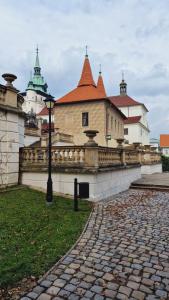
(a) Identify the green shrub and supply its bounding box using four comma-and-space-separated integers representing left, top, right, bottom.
161, 155, 169, 171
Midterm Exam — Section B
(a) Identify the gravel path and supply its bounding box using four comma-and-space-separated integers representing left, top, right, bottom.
21, 190, 169, 300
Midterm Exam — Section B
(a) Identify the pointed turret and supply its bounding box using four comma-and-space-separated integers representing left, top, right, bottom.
34, 47, 41, 76
78, 47, 96, 87
120, 71, 127, 96
97, 65, 107, 97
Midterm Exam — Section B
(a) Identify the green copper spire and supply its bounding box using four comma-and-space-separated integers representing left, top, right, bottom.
34, 46, 41, 76
26, 47, 48, 93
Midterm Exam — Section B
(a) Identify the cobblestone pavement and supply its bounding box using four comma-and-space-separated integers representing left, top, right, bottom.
21, 190, 169, 300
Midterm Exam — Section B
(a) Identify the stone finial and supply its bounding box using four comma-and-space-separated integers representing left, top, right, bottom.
84, 130, 99, 146
133, 142, 141, 149
2, 73, 17, 87
116, 138, 124, 148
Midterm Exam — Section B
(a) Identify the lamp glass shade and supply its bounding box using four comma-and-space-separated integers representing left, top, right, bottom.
44, 96, 55, 109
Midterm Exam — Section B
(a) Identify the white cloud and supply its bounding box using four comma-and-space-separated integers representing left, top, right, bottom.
0, 0, 169, 137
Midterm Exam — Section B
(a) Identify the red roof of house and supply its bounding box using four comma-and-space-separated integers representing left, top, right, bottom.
109, 95, 148, 112
78, 55, 96, 87
56, 56, 106, 104
160, 134, 169, 147
37, 107, 54, 116
97, 72, 107, 98
110, 95, 141, 106
124, 116, 141, 124
37, 107, 48, 116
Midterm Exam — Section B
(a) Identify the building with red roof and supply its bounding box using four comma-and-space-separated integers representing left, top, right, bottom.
160, 134, 169, 156
54, 53, 126, 147
109, 77, 150, 145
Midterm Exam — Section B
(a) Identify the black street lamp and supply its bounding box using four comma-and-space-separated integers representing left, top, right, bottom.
43, 95, 55, 205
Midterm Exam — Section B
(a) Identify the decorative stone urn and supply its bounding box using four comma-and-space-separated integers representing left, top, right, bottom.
116, 138, 124, 148
84, 130, 99, 146
151, 146, 157, 152
2, 73, 17, 87
133, 142, 141, 149
144, 144, 151, 150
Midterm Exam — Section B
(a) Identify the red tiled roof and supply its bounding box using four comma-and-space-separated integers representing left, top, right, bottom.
97, 73, 107, 98
56, 85, 105, 104
124, 116, 141, 124
78, 56, 96, 87
160, 134, 169, 147
56, 56, 106, 104
37, 107, 53, 116
110, 95, 141, 107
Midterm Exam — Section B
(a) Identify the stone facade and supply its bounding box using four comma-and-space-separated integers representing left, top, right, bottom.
55, 100, 124, 147
0, 74, 24, 187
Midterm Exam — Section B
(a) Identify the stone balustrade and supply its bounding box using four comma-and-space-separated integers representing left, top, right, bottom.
19, 145, 161, 173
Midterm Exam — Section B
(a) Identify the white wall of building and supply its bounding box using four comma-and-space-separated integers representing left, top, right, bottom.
124, 123, 149, 145
22, 90, 45, 114
161, 148, 169, 156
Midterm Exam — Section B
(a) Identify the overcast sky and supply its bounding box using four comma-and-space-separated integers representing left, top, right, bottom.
0, 0, 169, 138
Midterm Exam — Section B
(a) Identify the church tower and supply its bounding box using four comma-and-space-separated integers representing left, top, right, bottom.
22, 48, 49, 114
120, 72, 127, 96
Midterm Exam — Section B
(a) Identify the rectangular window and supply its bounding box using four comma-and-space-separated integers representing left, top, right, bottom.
82, 112, 89, 127
124, 128, 128, 135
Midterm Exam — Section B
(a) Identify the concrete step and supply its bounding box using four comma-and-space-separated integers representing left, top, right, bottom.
130, 183, 169, 192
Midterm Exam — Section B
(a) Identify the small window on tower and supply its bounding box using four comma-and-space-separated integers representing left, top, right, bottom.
82, 112, 89, 127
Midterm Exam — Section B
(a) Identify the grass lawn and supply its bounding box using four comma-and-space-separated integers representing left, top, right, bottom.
0, 187, 91, 288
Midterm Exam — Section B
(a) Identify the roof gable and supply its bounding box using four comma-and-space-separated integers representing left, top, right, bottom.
160, 134, 169, 147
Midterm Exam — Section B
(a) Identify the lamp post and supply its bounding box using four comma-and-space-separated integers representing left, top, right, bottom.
43, 95, 55, 205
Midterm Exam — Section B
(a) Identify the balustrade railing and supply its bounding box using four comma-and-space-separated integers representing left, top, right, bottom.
20, 145, 161, 171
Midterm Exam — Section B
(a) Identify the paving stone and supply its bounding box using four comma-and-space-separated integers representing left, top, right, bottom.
107, 282, 119, 290
132, 290, 145, 300
64, 283, 76, 292
84, 275, 96, 283
93, 294, 104, 300
104, 289, 117, 298
143, 267, 156, 274
84, 290, 94, 298
91, 285, 103, 293
129, 275, 142, 283
139, 284, 153, 294
142, 278, 154, 286
33, 286, 45, 295
65, 268, 76, 274
102, 272, 114, 281
119, 286, 132, 297
127, 281, 140, 290
46, 274, 57, 281
53, 278, 66, 287
68, 294, 80, 300
27, 292, 38, 299
58, 289, 71, 298
151, 275, 161, 282
155, 289, 168, 298
37, 294, 52, 300
79, 281, 92, 289
46, 286, 60, 296
40, 280, 52, 288
116, 292, 128, 299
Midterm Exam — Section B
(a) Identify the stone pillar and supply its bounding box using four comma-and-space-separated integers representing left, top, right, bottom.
0, 73, 24, 188
84, 130, 99, 169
